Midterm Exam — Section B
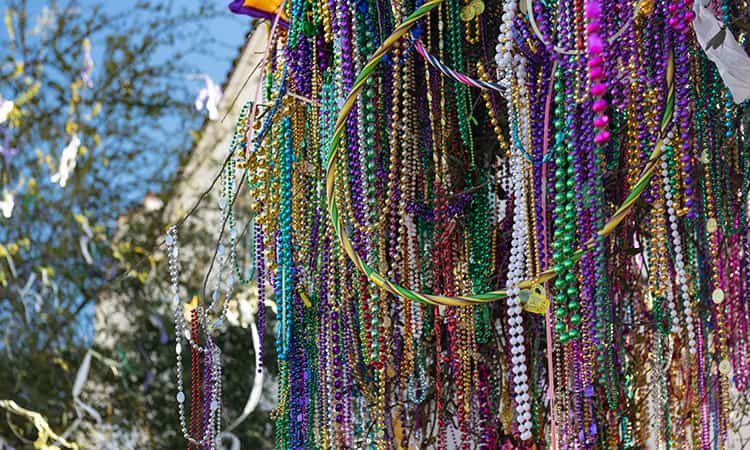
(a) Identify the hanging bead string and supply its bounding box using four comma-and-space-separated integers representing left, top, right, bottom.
187, 0, 750, 446
324, 0, 677, 308
167, 227, 223, 448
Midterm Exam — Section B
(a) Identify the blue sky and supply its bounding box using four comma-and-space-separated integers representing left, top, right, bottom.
2, 0, 253, 203
20, 0, 251, 86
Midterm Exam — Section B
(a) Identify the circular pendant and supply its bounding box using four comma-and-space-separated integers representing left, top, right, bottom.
712, 288, 725, 304
460, 6, 474, 21
706, 218, 718, 233
471, 0, 485, 15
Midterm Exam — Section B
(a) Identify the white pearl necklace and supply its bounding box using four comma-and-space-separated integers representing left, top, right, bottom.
660, 133, 697, 355
494, 0, 518, 91
495, 3, 533, 439
506, 154, 533, 441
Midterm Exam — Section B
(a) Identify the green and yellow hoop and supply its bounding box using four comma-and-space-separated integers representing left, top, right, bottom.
325, 0, 675, 306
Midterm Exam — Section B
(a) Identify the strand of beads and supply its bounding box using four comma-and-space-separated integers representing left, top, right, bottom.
495, 0, 534, 439
506, 152, 532, 441
660, 131, 697, 354
166, 227, 222, 448
585, 0, 610, 145
550, 68, 579, 344
209, 0, 750, 447
166, 102, 249, 441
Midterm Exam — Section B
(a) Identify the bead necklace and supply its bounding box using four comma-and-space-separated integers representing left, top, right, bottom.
166, 227, 224, 448
186, 0, 750, 446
